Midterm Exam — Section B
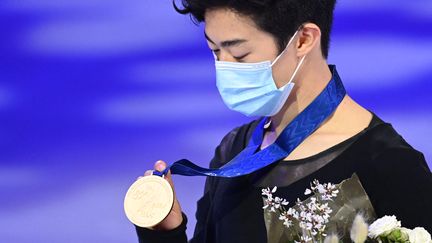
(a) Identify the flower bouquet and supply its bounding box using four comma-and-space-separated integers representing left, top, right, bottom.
261, 173, 431, 243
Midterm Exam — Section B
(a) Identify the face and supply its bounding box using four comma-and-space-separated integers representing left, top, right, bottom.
204, 8, 302, 88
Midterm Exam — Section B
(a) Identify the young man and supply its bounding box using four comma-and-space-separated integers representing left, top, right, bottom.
133, 0, 432, 242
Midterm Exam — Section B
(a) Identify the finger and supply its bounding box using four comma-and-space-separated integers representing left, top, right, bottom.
144, 170, 153, 176
154, 160, 172, 183
154, 160, 176, 190
164, 169, 174, 186
164, 170, 181, 212
154, 160, 167, 172
136, 170, 153, 180
171, 193, 182, 213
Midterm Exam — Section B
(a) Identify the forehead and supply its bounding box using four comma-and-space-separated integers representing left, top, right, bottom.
204, 8, 261, 42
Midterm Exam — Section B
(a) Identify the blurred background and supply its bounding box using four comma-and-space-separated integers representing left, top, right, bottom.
0, 0, 431, 242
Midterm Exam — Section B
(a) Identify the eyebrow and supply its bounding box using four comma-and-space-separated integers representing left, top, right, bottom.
204, 31, 247, 48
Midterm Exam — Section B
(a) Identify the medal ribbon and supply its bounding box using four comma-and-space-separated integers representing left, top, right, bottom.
154, 65, 346, 178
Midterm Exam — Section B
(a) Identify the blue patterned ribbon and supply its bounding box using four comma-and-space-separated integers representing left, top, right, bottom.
154, 65, 346, 178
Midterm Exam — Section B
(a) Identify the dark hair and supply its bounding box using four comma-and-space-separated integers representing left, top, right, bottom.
173, 0, 337, 59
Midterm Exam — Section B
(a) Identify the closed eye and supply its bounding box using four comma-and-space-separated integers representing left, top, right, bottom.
234, 53, 250, 62
211, 49, 220, 60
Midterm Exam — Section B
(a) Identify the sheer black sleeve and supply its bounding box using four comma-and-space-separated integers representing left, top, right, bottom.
364, 146, 432, 232
134, 212, 188, 243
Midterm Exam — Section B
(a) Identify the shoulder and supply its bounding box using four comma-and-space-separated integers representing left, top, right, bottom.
209, 118, 262, 169
356, 112, 425, 161
357, 112, 431, 182
370, 146, 431, 179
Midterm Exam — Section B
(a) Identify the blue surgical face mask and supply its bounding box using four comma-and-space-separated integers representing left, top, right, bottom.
214, 30, 306, 117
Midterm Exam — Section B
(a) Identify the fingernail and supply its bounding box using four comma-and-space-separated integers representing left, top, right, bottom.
156, 162, 165, 171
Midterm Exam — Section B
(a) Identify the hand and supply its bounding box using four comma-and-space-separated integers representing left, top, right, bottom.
140, 160, 183, 231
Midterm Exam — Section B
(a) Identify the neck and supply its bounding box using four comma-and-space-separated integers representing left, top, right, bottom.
269, 58, 333, 136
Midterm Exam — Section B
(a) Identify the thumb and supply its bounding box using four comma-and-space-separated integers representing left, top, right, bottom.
154, 160, 175, 189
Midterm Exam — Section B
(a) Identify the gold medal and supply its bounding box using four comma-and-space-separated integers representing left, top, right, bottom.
124, 174, 174, 228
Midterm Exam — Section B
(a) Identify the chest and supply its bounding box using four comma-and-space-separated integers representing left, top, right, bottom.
261, 130, 356, 160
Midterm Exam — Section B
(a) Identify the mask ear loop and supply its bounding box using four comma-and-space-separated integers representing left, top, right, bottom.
270, 29, 300, 67
212, 51, 218, 60
270, 25, 306, 85
286, 54, 307, 85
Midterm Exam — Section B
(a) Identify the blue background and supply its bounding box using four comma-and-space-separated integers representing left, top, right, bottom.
0, 0, 431, 242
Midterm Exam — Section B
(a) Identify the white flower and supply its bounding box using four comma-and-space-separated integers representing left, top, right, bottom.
307, 180, 339, 201
261, 187, 274, 198
368, 215, 401, 238
408, 227, 432, 243
274, 196, 289, 207
262, 179, 342, 242
295, 235, 312, 243
350, 214, 368, 243
400, 227, 412, 235
262, 197, 274, 210
279, 211, 294, 228
317, 184, 326, 194
282, 219, 293, 227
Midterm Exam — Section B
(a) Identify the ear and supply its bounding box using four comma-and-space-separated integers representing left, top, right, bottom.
295, 23, 321, 57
